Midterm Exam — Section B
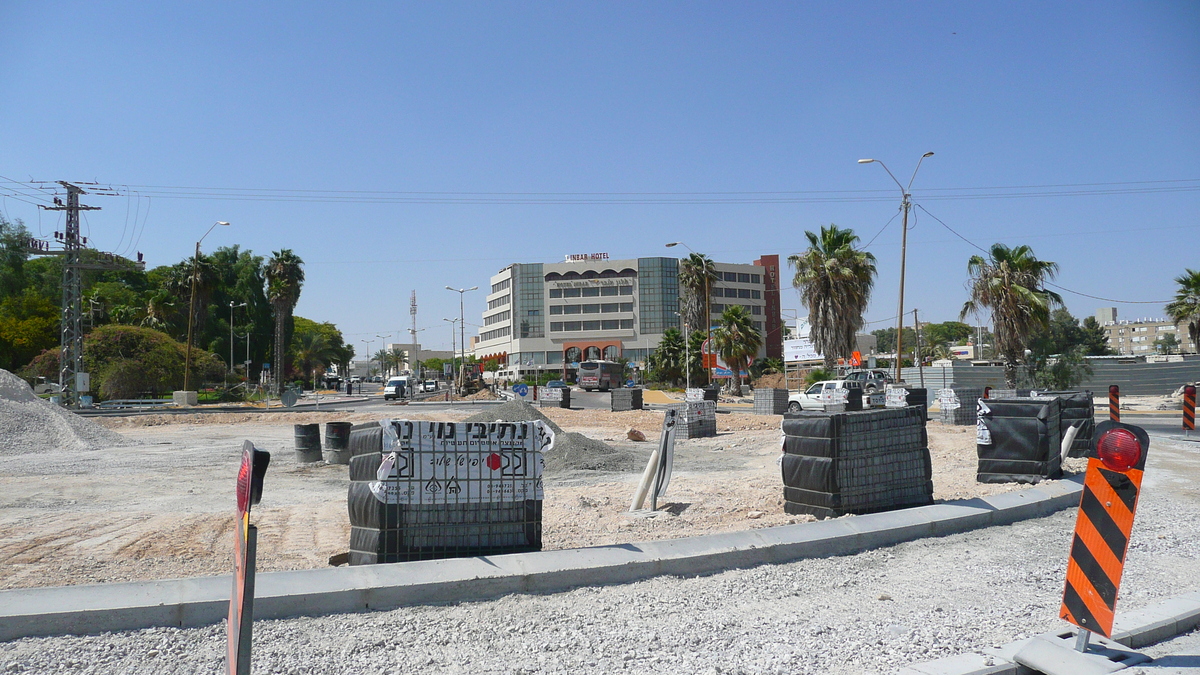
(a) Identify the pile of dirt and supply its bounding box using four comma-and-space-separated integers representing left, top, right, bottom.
463, 388, 498, 400
752, 373, 787, 390
0, 369, 130, 455
463, 401, 643, 473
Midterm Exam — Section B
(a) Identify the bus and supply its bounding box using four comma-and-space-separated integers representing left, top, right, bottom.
577, 360, 624, 392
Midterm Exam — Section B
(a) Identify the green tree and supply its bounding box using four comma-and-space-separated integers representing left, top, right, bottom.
1154, 333, 1182, 355
712, 305, 762, 396
960, 243, 1062, 388
923, 321, 973, 349
1080, 317, 1114, 356
678, 253, 719, 335
265, 250, 305, 392
790, 224, 877, 370
1166, 269, 1200, 353
0, 216, 31, 299
293, 330, 337, 389
648, 327, 685, 385
0, 290, 59, 372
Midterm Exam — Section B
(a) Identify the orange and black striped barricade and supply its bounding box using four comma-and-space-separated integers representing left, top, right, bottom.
1108, 385, 1120, 422
1184, 385, 1196, 436
1059, 420, 1150, 651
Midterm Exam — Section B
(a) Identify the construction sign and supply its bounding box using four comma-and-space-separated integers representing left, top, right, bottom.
1059, 421, 1149, 639
228, 441, 270, 675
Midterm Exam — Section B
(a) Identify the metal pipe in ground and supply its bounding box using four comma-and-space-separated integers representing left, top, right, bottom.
1184, 384, 1196, 436
1109, 385, 1120, 422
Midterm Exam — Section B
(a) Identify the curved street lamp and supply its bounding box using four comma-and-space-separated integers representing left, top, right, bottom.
445, 286, 478, 391
859, 153, 933, 382
184, 221, 230, 392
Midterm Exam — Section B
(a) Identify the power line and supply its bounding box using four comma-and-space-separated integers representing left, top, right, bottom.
914, 202, 1172, 304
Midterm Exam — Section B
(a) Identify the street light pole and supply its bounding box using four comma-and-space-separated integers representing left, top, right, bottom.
229, 301, 246, 378
443, 318, 459, 396
184, 221, 230, 392
445, 286, 478, 393
375, 334, 389, 379
858, 153, 933, 383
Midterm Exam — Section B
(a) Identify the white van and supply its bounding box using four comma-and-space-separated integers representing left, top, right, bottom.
383, 377, 409, 401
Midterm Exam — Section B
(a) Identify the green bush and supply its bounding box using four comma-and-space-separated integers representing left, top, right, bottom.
21, 325, 224, 400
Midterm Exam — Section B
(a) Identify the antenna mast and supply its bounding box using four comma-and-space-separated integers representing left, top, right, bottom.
409, 291, 418, 378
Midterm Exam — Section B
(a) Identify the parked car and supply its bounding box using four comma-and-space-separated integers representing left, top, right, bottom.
544, 380, 569, 389
787, 379, 865, 413
422, 380, 438, 392
383, 377, 409, 401
349, 376, 362, 384
841, 369, 892, 393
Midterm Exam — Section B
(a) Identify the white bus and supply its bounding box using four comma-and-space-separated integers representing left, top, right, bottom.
577, 360, 624, 392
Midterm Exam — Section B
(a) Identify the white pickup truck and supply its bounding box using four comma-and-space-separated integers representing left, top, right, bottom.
787, 379, 886, 413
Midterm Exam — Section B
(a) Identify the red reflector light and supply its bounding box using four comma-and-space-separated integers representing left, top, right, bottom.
1097, 428, 1141, 472
237, 456, 251, 515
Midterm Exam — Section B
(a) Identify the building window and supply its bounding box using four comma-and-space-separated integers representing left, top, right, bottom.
582, 320, 602, 331
550, 322, 563, 331
753, 321, 763, 331
751, 274, 760, 284
751, 289, 761, 299
480, 326, 511, 342
620, 319, 634, 329
563, 305, 581, 314
550, 306, 563, 315
601, 303, 619, 313
738, 273, 751, 283
563, 288, 582, 298
621, 302, 633, 312
603, 345, 620, 360
619, 285, 633, 296
565, 347, 582, 362
601, 286, 619, 296
601, 319, 620, 330
583, 304, 601, 314
712, 304, 724, 313
584, 346, 601, 360
549, 289, 563, 298
752, 305, 762, 315
723, 272, 737, 282
582, 287, 600, 297
564, 321, 582, 331
484, 310, 510, 326
487, 295, 511, 310
738, 288, 752, 299
491, 278, 510, 294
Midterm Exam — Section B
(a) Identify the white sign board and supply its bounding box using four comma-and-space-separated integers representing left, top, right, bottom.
885, 387, 909, 408
540, 387, 563, 401
820, 388, 849, 405
783, 318, 822, 363
370, 420, 554, 504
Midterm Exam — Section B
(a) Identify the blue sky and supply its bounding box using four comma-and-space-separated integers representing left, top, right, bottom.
2, 2, 1197, 351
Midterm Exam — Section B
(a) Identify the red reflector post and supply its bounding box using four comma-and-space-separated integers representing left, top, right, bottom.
1097, 428, 1141, 472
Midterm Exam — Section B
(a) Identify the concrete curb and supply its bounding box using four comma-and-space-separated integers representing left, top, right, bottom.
898, 590, 1200, 674
0, 476, 1085, 643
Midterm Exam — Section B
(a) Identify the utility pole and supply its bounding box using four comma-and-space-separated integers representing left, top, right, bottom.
913, 308, 925, 389
39, 183, 100, 407
410, 291, 418, 380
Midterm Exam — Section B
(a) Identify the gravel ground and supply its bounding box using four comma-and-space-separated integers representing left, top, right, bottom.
2, 438, 1196, 674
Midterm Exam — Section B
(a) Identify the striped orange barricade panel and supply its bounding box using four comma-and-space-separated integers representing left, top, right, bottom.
1059, 458, 1144, 637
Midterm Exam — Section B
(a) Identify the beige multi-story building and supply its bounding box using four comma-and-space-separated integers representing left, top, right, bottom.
1097, 308, 1196, 355
473, 253, 783, 379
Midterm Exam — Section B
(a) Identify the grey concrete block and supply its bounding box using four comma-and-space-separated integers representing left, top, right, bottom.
895, 652, 1017, 675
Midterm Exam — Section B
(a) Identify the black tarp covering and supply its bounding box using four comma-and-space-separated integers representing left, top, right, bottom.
975, 397, 1064, 483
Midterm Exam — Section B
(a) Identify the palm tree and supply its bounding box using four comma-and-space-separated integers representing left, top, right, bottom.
678, 253, 719, 338
712, 305, 762, 396
648, 328, 685, 385
789, 224, 877, 371
1166, 269, 1200, 353
265, 250, 305, 393
294, 331, 335, 390
960, 243, 1062, 387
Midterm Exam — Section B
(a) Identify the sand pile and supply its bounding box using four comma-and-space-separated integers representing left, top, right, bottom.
463, 401, 642, 473
0, 369, 130, 455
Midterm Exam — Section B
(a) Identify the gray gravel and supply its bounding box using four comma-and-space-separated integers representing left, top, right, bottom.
2, 438, 1197, 674
0, 370, 129, 456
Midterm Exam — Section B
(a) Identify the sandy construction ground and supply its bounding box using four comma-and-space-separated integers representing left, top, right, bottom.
0, 408, 1084, 590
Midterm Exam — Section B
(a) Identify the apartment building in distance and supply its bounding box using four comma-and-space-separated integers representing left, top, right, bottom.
474, 253, 783, 377
1097, 307, 1197, 355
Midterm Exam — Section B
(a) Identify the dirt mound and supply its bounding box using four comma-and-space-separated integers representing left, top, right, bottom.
463, 401, 642, 473
752, 373, 787, 390
463, 388, 498, 400
0, 369, 130, 455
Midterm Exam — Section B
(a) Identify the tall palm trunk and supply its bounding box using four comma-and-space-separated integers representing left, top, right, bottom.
273, 302, 290, 394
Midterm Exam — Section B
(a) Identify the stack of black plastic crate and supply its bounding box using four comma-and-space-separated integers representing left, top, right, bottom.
668, 401, 717, 438
780, 407, 933, 519
975, 396, 1064, 483
753, 388, 789, 415
938, 387, 982, 426
610, 388, 643, 411
345, 421, 544, 565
